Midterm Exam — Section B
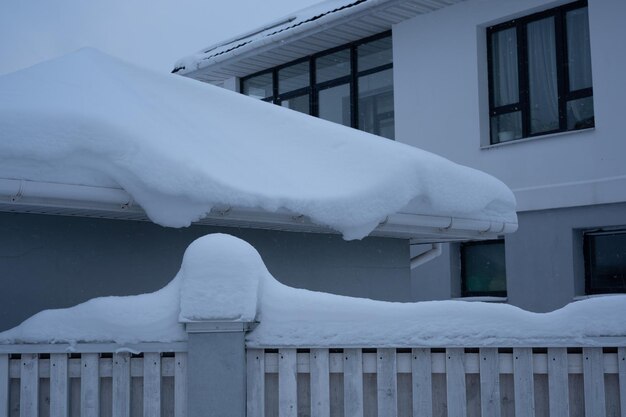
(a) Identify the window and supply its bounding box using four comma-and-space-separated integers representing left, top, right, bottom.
487, 1, 593, 144
240, 31, 394, 139
584, 229, 626, 294
461, 240, 507, 297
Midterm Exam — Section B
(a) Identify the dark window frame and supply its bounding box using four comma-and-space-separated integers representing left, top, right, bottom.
486, 0, 593, 144
460, 239, 507, 298
583, 228, 626, 295
240, 30, 393, 137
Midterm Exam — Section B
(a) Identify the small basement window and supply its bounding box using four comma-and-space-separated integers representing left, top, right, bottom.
584, 229, 626, 294
461, 240, 507, 297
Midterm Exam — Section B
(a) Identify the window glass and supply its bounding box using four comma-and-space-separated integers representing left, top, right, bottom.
358, 69, 394, 139
490, 28, 519, 107
527, 17, 559, 134
461, 240, 507, 296
316, 49, 351, 84
318, 83, 351, 126
585, 230, 626, 294
280, 94, 310, 115
567, 7, 593, 91
242, 72, 273, 99
490, 112, 523, 144
567, 96, 594, 130
278, 61, 309, 94
358, 36, 392, 72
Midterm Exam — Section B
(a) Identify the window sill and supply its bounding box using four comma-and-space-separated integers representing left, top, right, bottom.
480, 127, 594, 150
573, 293, 626, 301
452, 296, 508, 303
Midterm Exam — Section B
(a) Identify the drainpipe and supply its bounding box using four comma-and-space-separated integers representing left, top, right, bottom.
410, 243, 442, 269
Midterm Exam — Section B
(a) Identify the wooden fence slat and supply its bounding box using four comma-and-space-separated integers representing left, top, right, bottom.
513, 348, 534, 417
143, 352, 161, 417
412, 348, 432, 417
278, 349, 297, 417
20, 353, 39, 417
547, 348, 569, 417
247, 349, 265, 417
446, 348, 466, 417
619, 347, 626, 417
50, 353, 69, 417
174, 352, 187, 417
583, 347, 606, 417
0, 354, 8, 417
112, 352, 131, 417
344, 349, 364, 417
479, 348, 500, 417
310, 349, 330, 417
81, 353, 100, 417
377, 348, 397, 417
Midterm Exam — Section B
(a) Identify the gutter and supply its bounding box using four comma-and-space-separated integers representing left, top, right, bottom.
410, 243, 442, 269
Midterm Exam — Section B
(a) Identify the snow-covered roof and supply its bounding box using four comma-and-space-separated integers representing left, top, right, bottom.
2, 234, 624, 347
173, 0, 466, 84
0, 49, 516, 241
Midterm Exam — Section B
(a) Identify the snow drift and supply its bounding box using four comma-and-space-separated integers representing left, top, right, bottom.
1, 234, 624, 346
0, 48, 516, 240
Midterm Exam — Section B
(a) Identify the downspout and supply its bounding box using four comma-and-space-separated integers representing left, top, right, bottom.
410, 243, 442, 269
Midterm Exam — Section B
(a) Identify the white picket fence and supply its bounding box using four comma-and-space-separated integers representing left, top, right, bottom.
0, 344, 187, 417
247, 347, 626, 417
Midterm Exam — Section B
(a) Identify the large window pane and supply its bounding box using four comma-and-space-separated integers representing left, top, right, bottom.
461, 240, 507, 296
242, 72, 273, 99
318, 83, 351, 126
585, 230, 626, 293
358, 36, 392, 72
490, 111, 522, 144
567, 7, 593, 91
278, 61, 309, 94
280, 94, 310, 115
358, 69, 394, 139
316, 49, 351, 84
527, 17, 559, 134
490, 28, 519, 107
566, 97, 594, 130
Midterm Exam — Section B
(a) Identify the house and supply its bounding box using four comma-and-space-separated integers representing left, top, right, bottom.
174, 0, 626, 312
0, 47, 515, 333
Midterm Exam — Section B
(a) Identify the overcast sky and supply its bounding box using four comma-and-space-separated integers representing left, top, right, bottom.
0, 0, 320, 75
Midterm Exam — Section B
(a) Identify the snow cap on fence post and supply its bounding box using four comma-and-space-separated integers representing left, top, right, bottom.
178, 233, 262, 324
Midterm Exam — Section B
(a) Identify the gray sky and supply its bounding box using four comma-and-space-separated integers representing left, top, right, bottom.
0, 0, 320, 75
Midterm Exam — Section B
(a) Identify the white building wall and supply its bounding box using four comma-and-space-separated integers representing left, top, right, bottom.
393, 0, 626, 212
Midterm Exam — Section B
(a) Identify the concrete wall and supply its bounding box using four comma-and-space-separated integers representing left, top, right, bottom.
411, 202, 626, 312
393, 0, 626, 212
0, 211, 410, 331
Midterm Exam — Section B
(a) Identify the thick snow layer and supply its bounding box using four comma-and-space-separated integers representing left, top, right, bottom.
1, 234, 624, 346
0, 48, 516, 240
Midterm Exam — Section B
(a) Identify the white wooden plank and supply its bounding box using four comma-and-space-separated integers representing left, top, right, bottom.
20, 353, 39, 417
617, 347, 626, 417
112, 352, 131, 417
513, 348, 535, 417
50, 353, 69, 417
247, 349, 265, 417
310, 349, 330, 417
143, 352, 161, 417
0, 354, 8, 417
479, 348, 501, 417
446, 348, 466, 417
412, 348, 432, 417
547, 348, 569, 417
343, 349, 364, 417
278, 349, 297, 417
80, 353, 100, 417
174, 352, 187, 417
377, 348, 397, 417
583, 347, 606, 417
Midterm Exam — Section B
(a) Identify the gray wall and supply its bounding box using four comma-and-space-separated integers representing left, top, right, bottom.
411, 202, 626, 312
0, 212, 410, 331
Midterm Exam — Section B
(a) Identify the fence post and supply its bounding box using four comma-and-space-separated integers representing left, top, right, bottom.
185, 321, 255, 417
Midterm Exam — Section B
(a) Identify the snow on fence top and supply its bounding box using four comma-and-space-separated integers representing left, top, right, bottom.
1, 234, 625, 346
0, 48, 516, 240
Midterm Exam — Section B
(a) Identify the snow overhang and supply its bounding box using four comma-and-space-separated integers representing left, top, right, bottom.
174, 0, 467, 85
